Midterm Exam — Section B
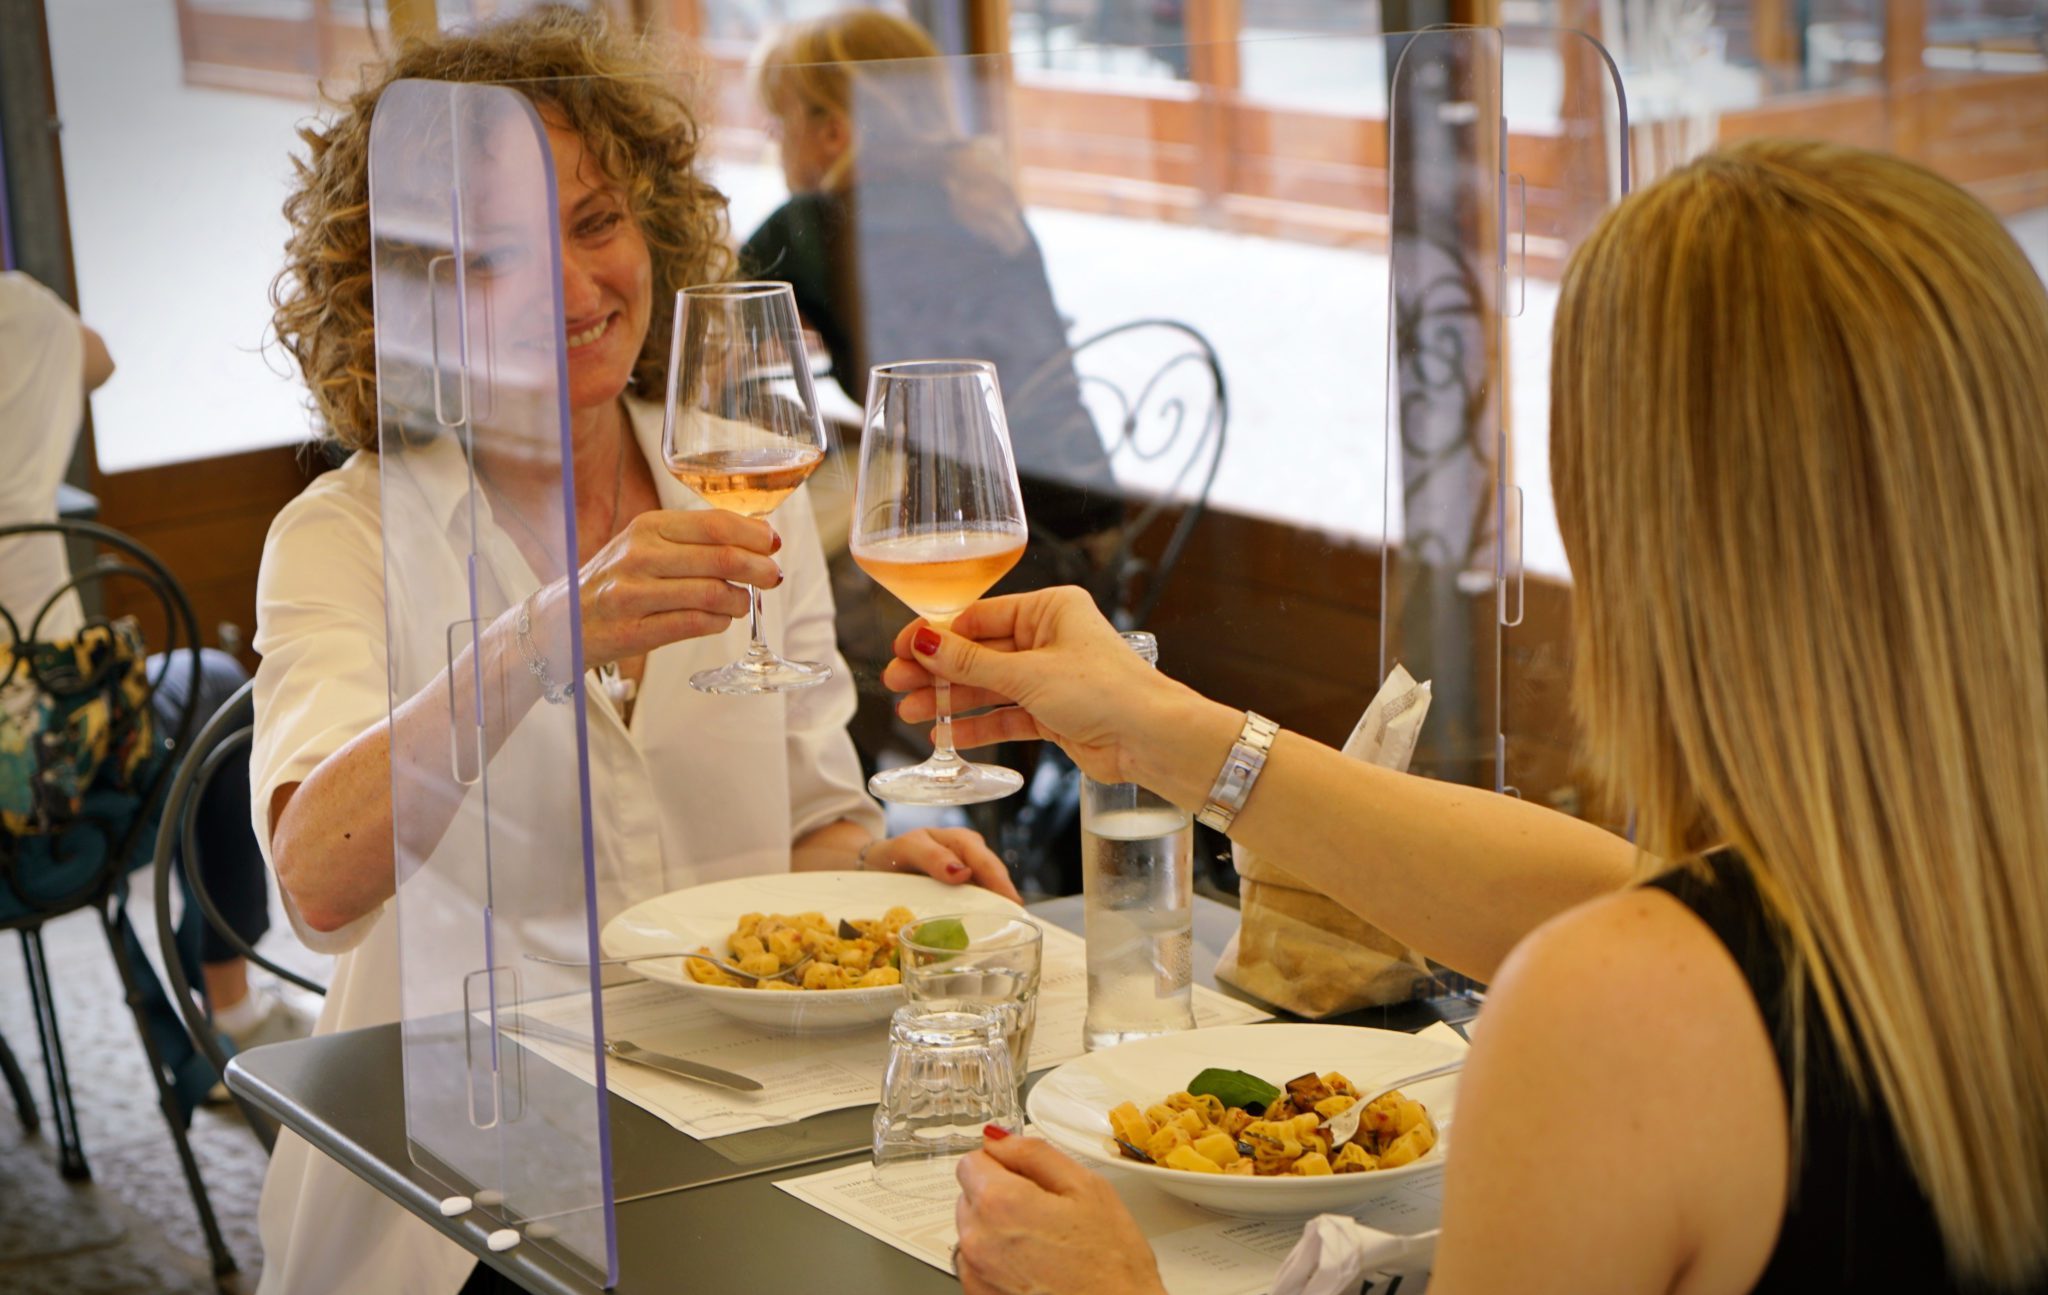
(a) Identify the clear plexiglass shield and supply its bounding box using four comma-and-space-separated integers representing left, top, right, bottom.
1382, 27, 1628, 799
369, 79, 615, 1285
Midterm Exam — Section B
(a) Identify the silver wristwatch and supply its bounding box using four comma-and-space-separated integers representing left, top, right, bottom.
1196, 711, 1279, 834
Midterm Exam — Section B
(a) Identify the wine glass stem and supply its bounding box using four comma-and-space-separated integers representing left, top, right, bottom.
744, 584, 770, 661
930, 679, 962, 770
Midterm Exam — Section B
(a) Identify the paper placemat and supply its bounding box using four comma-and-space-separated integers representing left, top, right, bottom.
511, 924, 1270, 1141
774, 1148, 1442, 1295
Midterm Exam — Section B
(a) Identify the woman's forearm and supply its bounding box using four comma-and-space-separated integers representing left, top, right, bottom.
790, 817, 873, 871
1127, 691, 1640, 981
272, 595, 549, 933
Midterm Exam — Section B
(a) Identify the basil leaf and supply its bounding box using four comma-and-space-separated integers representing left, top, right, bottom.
1186, 1068, 1281, 1113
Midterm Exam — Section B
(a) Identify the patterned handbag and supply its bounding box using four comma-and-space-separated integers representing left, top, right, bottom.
0, 617, 158, 841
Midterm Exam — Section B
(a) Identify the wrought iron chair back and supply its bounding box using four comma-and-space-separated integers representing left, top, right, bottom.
1009, 318, 1228, 629
0, 519, 240, 1279
0, 521, 200, 913
989, 321, 1228, 894
152, 679, 326, 1154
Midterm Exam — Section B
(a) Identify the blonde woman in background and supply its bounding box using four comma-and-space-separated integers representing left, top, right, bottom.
741, 10, 1120, 544
743, 10, 1123, 790
887, 139, 2048, 1293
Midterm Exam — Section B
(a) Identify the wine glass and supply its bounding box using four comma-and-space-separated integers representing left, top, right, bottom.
662, 282, 832, 695
851, 359, 1028, 804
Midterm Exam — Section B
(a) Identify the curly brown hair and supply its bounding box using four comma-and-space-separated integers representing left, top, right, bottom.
271, 7, 731, 452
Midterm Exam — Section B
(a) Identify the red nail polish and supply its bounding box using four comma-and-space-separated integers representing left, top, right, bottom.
982, 1124, 1011, 1141
913, 627, 941, 656
948, 862, 969, 876
770, 530, 783, 553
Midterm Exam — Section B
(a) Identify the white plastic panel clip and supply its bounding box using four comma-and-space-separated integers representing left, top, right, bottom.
1504, 172, 1528, 319
444, 618, 485, 786
427, 252, 470, 431
1500, 485, 1526, 628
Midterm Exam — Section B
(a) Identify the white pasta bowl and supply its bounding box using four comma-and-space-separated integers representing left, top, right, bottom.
1027, 1023, 1463, 1218
601, 872, 1029, 1031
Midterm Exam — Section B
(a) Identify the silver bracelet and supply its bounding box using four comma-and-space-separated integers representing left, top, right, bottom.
856, 840, 881, 871
514, 595, 575, 705
1196, 711, 1280, 834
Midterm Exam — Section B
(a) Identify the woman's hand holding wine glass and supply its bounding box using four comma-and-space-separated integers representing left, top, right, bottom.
881, 587, 1208, 788
662, 281, 833, 695
570, 508, 784, 667
851, 359, 1030, 805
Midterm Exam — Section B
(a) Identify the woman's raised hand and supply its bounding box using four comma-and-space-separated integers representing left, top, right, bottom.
567, 509, 784, 667
879, 587, 1198, 786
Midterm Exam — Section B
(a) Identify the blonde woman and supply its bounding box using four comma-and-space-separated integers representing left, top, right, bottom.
741, 11, 1120, 543
887, 140, 2048, 1293
256, 12, 1016, 1295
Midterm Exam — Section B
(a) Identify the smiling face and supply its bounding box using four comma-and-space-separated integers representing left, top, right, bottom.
546, 119, 653, 415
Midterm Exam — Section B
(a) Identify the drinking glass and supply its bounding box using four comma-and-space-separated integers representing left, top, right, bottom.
898, 913, 1044, 1089
872, 1005, 1021, 1200
851, 359, 1028, 803
662, 282, 832, 695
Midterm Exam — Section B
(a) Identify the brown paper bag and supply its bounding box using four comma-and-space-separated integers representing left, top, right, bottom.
1217, 863, 1437, 1016
1214, 667, 1438, 1015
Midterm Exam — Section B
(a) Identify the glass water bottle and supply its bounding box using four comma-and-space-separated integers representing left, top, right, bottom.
1081, 631, 1197, 1050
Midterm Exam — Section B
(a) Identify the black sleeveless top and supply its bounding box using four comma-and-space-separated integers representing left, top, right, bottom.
1646, 853, 2041, 1293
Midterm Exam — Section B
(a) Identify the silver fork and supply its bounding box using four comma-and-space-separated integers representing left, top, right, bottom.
523, 949, 814, 985
1324, 1058, 1466, 1145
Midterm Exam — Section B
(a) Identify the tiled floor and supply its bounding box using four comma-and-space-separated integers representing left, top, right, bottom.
0, 873, 327, 1294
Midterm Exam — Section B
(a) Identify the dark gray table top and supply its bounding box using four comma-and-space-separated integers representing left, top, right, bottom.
230, 894, 1472, 1293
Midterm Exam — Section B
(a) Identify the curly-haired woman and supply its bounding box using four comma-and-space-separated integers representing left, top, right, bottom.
251, 11, 1014, 1293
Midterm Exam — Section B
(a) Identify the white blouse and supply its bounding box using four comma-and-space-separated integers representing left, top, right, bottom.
247, 395, 881, 1295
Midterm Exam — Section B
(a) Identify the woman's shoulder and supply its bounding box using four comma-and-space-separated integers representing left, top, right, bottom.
741, 193, 845, 274
1431, 885, 1790, 1291
261, 450, 383, 572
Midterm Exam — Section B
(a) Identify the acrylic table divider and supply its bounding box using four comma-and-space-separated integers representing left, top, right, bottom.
1381, 26, 1628, 798
1381, 29, 1627, 995
370, 78, 619, 1287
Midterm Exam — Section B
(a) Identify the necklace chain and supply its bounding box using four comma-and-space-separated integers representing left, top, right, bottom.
484, 407, 631, 559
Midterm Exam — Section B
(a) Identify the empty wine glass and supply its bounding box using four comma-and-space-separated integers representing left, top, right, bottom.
662, 281, 833, 695
851, 360, 1028, 804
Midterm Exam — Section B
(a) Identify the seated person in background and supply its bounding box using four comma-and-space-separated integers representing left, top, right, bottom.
0, 270, 307, 1089
742, 10, 1121, 547
256, 11, 1014, 1293
744, 10, 1122, 771
889, 141, 2048, 1293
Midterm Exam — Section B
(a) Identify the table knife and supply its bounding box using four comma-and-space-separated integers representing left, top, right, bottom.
500, 1014, 764, 1093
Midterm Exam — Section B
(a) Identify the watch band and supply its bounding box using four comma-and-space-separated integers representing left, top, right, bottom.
1196, 711, 1279, 834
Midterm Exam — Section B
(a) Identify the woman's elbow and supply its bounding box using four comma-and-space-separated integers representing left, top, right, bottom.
273, 846, 344, 934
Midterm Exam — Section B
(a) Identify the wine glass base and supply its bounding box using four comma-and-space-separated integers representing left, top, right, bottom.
689, 655, 833, 696
867, 761, 1023, 806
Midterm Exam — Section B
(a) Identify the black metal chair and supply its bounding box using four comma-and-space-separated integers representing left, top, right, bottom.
152, 678, 325, 1155
1009, 317, 1228, 630
0, 519, 235, 1281
989, 320, 1229, 893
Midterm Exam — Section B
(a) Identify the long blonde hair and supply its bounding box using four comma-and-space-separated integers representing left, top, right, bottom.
1553, 137, 2048, 1284
749, 9, 1029, 255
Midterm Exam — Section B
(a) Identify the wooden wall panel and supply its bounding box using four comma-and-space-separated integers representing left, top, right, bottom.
1698, 90, 1896, 151
90, 444, 330, 674
1133, 505, 1600, 821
